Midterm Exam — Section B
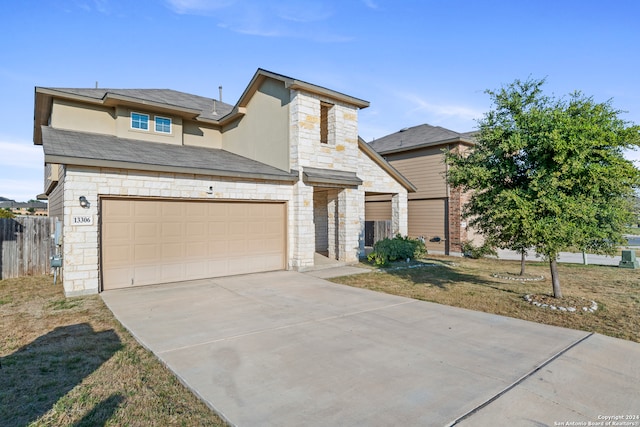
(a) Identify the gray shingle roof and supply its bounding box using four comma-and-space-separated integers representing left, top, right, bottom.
42, 88, 234, 121
41, 127, 297, 182
302, 167, 362, 187
368, 124, 475, 154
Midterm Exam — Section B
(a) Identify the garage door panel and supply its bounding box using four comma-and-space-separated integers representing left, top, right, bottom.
161, 242, 184, 259
186, 242, 207, 257
134, 265, 160, 285
162, 222, 183, 239
135, 223, 159, 240
103, 244, 131, 265
103, 267, 133, 288
134, 243, 159, 262
135, 201, 160, 217
102, 199, 286, 290
160, 263, 186, 282
103, 223, 131, 241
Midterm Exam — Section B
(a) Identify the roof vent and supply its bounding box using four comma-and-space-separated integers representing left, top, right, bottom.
399, 127, 408, 132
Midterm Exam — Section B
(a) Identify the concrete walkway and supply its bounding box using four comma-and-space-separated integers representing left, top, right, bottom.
101, 271, 640, 426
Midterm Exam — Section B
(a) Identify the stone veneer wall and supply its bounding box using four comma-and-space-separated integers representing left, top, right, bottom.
289, 89, 409, 262
448, 186, 471, 255
61, 166, 294, 296
289, 90, 362, 264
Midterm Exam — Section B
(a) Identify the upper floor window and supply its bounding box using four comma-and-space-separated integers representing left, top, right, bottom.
155, 116, 172, 134
131, 112, 149, 130
320, 102, 331, 144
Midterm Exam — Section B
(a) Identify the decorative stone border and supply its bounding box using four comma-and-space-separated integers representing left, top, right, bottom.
382, 262, 440, 271
524, 294, 598, 313
492, 273, 545, 282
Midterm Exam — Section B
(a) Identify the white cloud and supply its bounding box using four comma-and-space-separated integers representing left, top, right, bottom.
402, 92, 483, 124
362, 0, 379, 9
0, 139, 44, 201
274, 2, 333, 23
0, 178, 44, 203
0, 141, 43, 170
165, 0, 238, 14
73, 0, 110, 14
164, 0, 351, 42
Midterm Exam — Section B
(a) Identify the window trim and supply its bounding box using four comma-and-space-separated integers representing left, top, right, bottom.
131, 112, 150, 131
154, 116, 172, 134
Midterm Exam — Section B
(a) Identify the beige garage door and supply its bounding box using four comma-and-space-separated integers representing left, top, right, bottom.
408, 199, 446, 253
101, 199, 286, 290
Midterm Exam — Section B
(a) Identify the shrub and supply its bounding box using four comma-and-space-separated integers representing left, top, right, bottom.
462, 240, 497, 259
0, 209, 14, 219
367, 234, 426, 266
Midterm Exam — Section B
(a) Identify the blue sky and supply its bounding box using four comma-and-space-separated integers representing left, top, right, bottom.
1, 0, 639, 201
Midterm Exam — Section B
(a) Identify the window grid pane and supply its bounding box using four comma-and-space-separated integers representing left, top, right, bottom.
131, 113, 149, 130
155, 117, 171, 133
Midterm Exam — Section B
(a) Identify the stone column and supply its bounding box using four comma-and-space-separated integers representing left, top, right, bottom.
337, 188, 361, 263
327, 189, 339, 260
290, 180, 315, 270
391, 192, 408, 236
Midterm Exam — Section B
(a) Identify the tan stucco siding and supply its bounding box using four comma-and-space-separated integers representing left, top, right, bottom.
183, 120, 222, 149
222, 79, 290, 171
114, 106, 183, 145
50, 99, 115, 135
386, 147, 447, 200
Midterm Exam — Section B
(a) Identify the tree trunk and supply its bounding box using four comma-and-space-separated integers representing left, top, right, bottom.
550, 258, 562, 298
520, 251, 526, 276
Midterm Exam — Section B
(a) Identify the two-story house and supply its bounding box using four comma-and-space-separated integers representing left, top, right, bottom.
366, 124, 480, 255
34, 69, 414, 296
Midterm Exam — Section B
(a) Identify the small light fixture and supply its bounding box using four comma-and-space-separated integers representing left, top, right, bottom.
79, 196, 90, 208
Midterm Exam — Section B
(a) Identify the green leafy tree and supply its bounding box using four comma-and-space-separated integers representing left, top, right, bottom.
447, 78, 640, 298
0, 208, 15, 219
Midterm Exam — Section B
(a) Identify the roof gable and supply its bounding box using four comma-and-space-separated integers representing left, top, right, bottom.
238, 69, 370, 109
368, 124, 476, 155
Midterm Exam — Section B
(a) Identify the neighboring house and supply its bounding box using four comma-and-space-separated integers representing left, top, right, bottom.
366, 124, 479, 255
34, 68, 414, 296
0, 199, 48, 216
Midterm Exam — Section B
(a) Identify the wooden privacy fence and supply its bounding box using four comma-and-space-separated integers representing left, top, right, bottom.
0, 217, 54, 280
364, 220, 393, 246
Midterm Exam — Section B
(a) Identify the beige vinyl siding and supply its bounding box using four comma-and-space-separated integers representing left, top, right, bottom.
408, 199, 446, 253
101, 198, 286, 290
47, 165, 65, 220
47, 182, 64, 220
385, 147, 447, 200
365, 200, 392, 221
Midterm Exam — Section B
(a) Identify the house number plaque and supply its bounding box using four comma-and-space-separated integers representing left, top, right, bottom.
72, 215, 94, 226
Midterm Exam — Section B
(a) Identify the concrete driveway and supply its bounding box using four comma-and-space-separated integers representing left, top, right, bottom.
101, 271, 640, 426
